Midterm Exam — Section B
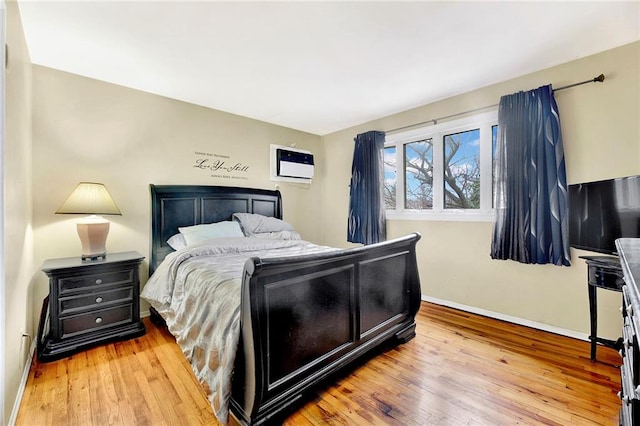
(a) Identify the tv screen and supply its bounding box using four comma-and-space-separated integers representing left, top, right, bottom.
569, 175, 640, 255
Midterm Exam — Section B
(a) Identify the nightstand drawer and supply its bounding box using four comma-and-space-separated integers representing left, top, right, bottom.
589, 266, 625, 290
59, 269, 134, 293
60, 304, 133, 339
59, 286, 133, 315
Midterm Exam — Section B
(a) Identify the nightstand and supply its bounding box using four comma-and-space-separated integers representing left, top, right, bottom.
37, 251, 146, 362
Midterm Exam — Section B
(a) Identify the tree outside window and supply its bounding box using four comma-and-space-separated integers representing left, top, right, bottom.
404, 139, 433, 209
383, 146, 396, 209
444, 129, 480, 209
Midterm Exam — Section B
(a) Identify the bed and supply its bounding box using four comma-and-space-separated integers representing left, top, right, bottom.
143, 184, 422, 425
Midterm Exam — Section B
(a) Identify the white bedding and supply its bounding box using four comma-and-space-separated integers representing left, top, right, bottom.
141, 237, 335, 423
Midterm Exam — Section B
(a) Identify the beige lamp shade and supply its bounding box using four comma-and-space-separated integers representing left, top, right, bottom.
56, 182, 121, 260
56, 182, 122, 215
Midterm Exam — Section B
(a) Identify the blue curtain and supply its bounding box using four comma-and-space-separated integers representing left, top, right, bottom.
348, 130, 386, 244
491, 85, 570, 266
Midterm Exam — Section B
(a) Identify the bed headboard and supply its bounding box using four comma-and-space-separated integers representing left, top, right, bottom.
149, 184, 282, 275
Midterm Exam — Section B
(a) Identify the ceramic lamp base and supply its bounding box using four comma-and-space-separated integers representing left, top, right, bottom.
77, 216, 110, 260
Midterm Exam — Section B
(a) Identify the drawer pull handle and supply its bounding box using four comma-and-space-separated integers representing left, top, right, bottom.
95, 278, 103, 285
95, 297, 103, 303
95, 317, 103, 324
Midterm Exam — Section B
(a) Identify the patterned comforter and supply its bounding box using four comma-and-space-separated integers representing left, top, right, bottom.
140, 237, 335, 423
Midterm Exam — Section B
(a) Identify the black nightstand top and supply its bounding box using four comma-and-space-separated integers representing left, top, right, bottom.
42, 251, 144, 273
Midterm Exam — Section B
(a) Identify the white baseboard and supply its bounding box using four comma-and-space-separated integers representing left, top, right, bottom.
422, 295, 589, 342
8, 339, 36, 426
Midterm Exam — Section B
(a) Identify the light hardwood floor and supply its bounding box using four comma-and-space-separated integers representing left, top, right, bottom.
16, 302, 622, 425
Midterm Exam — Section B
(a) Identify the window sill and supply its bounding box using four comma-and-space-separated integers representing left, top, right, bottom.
386, 210, 495, 222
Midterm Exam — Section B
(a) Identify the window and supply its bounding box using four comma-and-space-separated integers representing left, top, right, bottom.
444, 129, 480, 209
385, 110, 497, 221
383, 146, 396, 209
404, 139, 433, 209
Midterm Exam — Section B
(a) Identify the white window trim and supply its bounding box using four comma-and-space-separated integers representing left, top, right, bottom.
385, 110, 498, 222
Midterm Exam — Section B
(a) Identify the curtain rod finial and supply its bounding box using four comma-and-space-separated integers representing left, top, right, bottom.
594, 74, 605, 83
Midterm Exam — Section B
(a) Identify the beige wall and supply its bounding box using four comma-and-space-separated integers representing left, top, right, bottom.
30, 67, 323, 335
319, 41, 640, 340
4, 0, 32, 421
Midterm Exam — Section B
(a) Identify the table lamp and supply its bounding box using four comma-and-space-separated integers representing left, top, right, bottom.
55, 182, 122, 260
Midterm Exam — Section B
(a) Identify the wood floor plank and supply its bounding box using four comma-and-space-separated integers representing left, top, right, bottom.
16, 302, 622, 425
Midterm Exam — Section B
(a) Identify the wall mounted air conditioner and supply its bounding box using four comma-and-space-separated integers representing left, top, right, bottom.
270, 144, 314, 183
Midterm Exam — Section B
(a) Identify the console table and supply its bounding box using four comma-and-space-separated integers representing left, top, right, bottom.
580, 255, 624, 360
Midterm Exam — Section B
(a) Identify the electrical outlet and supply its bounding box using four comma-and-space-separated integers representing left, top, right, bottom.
19, 333, 32, 370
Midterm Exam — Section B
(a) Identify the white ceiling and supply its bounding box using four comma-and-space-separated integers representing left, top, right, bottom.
16, 1, 640, 136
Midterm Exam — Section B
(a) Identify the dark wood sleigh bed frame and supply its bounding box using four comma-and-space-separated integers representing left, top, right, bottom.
148, 184, 422, 425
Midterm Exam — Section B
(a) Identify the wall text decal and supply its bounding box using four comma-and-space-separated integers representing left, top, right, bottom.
194, 151, 250, 180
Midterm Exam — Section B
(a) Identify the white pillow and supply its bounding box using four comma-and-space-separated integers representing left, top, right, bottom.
178, 221, 244, 246
232, 213, 294, 236
166, 233, 187, 250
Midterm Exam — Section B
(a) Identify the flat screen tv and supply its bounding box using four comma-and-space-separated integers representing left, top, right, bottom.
569, 175, 640, 255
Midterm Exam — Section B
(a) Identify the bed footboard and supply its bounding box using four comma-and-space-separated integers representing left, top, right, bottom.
230, 233, 422, 425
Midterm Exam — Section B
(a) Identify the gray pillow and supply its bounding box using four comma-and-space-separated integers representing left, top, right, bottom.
232, 213, 294, 236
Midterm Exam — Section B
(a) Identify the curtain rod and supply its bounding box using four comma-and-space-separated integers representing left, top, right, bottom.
385, 73, 605, 134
